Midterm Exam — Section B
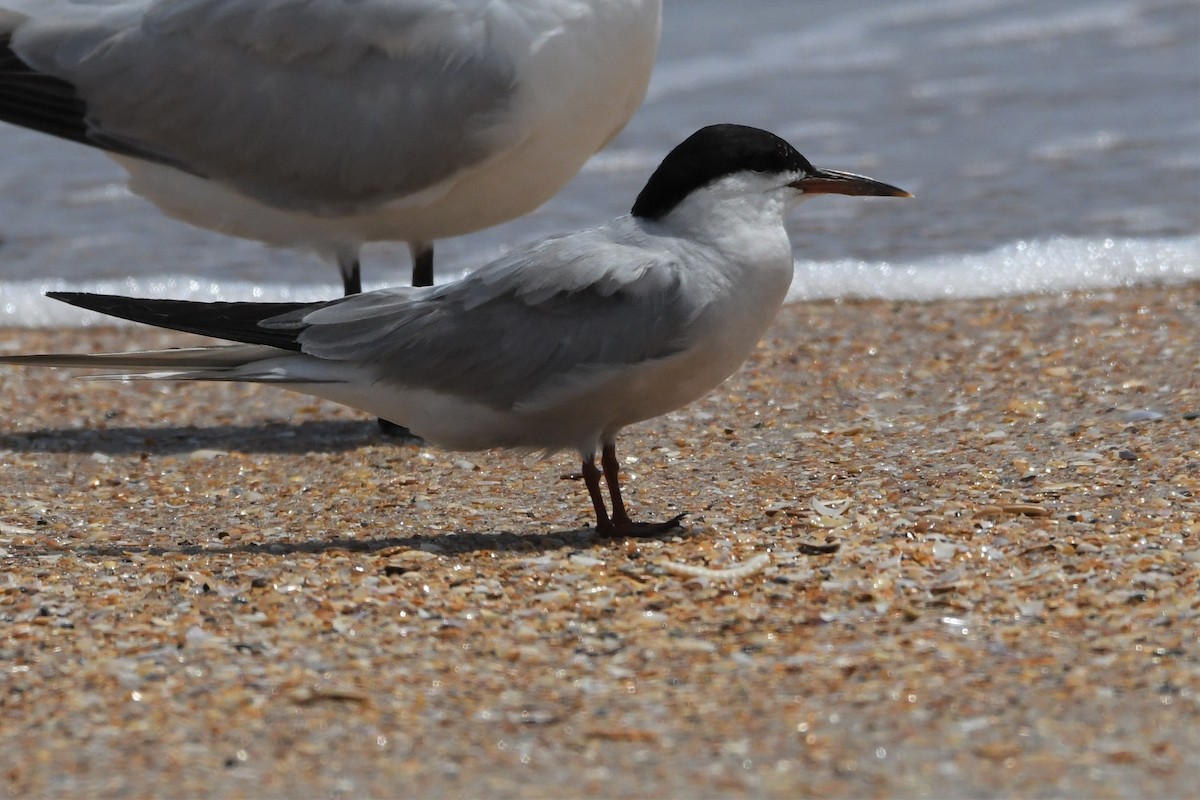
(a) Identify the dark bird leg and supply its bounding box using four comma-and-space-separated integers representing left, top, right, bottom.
336, 251, 404, 434
584, 442, 686, 537
411, 240, 434, 288
601, 442, 636, 531
582, 452, 614, 535
376, 241, 435, 439
338, 250, 408, 435
338, 253, 362, 297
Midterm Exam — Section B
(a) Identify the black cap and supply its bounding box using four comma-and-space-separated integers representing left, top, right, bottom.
631, 124, 813, 220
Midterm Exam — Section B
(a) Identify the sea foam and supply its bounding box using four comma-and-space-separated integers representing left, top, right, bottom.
1, 235, 1195, 328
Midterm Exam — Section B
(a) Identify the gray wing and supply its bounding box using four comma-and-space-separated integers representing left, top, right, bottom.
7, 0, 524, 215
263, 228, 702, 409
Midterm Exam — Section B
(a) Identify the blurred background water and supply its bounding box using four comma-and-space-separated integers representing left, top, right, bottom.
0, 0, 1197, 325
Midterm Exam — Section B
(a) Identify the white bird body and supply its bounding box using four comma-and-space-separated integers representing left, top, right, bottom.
276, 201, 797, 454
1, 125, 911, 533
0, 0, 662, 287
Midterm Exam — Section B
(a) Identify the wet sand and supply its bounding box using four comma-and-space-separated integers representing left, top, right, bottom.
1, 283, 1198, 797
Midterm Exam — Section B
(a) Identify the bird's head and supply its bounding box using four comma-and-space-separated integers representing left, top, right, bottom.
631, 124, 911, 228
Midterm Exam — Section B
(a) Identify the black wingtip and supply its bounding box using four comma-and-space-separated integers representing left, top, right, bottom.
0, 33, 96, 147
0, 35, 192, 169
46, 291, 314, 351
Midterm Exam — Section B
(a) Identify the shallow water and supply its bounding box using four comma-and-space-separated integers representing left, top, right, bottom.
0, 0, 1197, 324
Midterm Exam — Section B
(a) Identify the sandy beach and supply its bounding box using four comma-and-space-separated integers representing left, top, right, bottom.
1, 282, 1197, 798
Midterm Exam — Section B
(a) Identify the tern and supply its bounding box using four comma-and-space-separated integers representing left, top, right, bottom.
0, 0, 662, 293
0, 124, 911, 535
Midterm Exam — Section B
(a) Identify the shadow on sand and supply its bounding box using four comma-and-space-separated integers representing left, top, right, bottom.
8, 521, 692, 560
0, 419, 387, 456
2, 420, 692, 558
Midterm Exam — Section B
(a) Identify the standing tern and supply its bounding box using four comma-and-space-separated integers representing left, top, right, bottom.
0, 0, 662, 293
0, 124, 911, 535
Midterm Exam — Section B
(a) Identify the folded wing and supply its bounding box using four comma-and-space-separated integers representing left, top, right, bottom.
24, 226, 703, 410
1, 0, 526, 214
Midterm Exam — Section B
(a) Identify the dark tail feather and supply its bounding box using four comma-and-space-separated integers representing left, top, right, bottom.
48, 292, 317, 351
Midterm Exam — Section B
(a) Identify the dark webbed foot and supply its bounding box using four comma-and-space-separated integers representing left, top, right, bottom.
376, 418, 424, 441
595, 512, 687, 538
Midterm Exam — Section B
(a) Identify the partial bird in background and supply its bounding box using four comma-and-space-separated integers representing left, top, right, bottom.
0, 125, 912, 534
0, 0, 662, 294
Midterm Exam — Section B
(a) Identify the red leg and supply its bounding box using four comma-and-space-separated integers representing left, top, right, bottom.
581, 453, 614, 535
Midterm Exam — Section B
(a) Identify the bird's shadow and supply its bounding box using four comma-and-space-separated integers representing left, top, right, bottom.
0, 419, 383, 456
3, 421, 695, 558
11, 524, 693, 561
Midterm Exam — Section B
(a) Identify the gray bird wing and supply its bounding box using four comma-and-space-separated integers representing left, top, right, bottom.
262, 226, 705, 409
5, 0, 527, 215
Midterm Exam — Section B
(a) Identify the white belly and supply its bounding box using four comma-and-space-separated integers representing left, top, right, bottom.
283, 240, 795, 456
